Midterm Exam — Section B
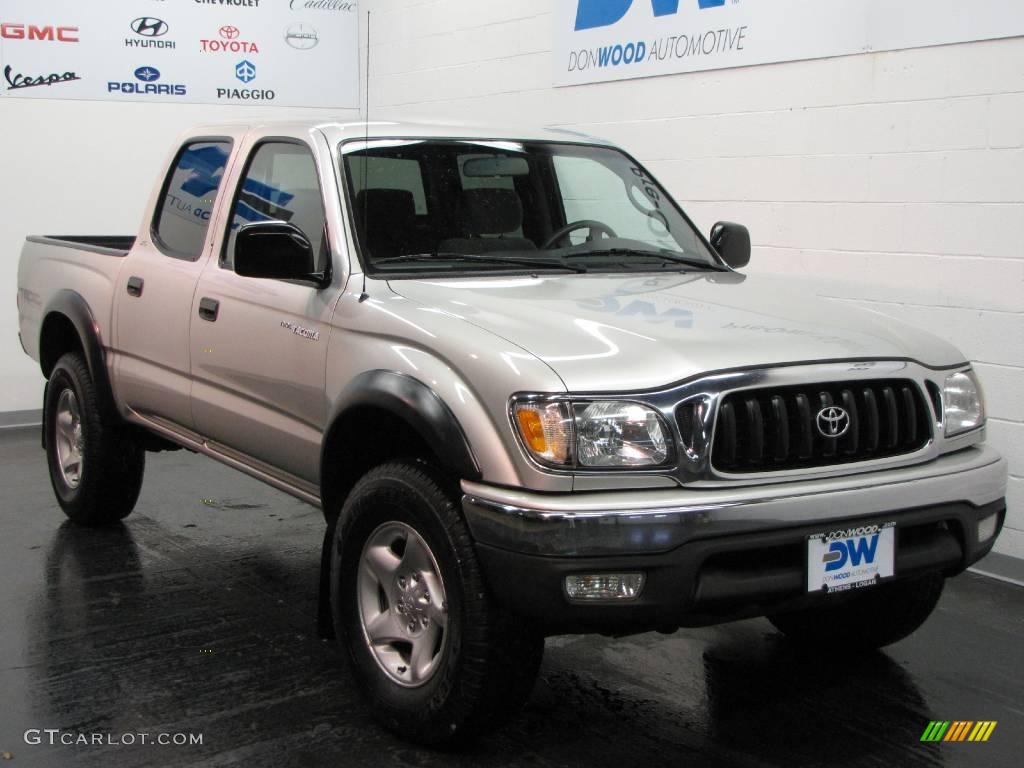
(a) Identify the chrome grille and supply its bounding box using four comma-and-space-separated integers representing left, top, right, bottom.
710, 379, 932, 473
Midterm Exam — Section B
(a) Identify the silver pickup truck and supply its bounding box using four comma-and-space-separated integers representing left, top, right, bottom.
17, 120, 1007, 744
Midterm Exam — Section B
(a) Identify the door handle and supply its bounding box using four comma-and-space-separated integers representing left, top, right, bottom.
126, 276, 144, 297
198, 297, 220, 322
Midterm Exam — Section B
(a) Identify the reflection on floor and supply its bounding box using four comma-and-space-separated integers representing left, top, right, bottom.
0, 427, 1020, 767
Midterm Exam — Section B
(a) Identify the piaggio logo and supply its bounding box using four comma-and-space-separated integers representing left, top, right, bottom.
921, 721, 997, 743
235, 60, 256, 83
201, 26, 260, 54
0, 23, 79, 43
575, 0, 726, 32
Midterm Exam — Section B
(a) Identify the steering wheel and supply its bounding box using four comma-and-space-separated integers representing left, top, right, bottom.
542, 220, 618, 249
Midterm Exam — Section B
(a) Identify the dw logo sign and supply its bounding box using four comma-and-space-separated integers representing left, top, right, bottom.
575, 0, 726, 32
823, 534, 880, 572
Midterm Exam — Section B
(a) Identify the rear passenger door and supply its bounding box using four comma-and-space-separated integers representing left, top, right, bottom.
189, 136, 340, 486
114, 138, 234, 429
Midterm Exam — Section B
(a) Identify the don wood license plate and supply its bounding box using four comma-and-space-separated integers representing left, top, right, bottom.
807, 523, 896, 594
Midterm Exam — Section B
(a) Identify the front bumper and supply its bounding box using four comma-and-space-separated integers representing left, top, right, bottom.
462, 446, 1007, 634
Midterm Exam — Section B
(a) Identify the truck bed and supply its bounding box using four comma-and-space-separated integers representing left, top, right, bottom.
26, 235, 135, 256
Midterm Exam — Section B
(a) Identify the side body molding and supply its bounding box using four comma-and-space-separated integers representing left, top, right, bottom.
323, 370, 481, 483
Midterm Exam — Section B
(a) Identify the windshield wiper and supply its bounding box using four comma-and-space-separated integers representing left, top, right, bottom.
565, 247, 727, 271
373, 252, 588, 273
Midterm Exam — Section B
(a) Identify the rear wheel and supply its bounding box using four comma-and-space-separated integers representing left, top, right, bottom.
45, 352, 145, 526
330, 460, 543, 746
768, 573, 945, 650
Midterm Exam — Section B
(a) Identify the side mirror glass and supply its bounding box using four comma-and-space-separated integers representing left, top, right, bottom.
234, 221, 325, 285
709, 221, 751, 269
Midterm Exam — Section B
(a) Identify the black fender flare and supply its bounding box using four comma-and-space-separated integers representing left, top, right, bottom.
321, 369, 481, 486
39, 290, 119, 445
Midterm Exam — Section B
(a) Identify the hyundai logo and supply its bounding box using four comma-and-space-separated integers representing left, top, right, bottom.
134, 66, 160, 82
131, 17, 169, 38
816, 406, 850, 438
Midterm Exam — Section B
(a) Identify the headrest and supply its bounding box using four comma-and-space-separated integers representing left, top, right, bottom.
354, 188, 416, 231
459, 188, 523, 235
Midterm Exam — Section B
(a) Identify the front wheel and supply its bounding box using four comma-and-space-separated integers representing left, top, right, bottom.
330, 461, 543, 746
45, 352, 145, 526
768, 573, 945, 650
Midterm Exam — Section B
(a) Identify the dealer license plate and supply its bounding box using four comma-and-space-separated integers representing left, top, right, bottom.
807, 523, 896, 594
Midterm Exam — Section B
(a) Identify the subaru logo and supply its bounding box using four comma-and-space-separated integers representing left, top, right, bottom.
816, 406, 850, 438
134, 66, 160, 82
285, 22, 319, 50
235, 60, 256, 84
131, 17, 169, 38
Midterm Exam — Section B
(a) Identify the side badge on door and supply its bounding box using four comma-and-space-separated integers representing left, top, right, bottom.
280, 320, 321, 342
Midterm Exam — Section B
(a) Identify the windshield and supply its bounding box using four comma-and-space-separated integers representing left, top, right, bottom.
341, 139, 721, 276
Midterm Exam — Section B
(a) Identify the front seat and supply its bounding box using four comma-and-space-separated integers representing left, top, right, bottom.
353, 188, 417, 260
438, 188, 536, 254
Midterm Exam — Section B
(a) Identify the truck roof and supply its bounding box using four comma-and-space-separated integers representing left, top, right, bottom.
186, 118, 615, 146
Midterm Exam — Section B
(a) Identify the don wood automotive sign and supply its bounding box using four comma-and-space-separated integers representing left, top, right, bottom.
555, 0, 1024, 86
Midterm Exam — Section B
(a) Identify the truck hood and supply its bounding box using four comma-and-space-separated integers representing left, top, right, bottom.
388, 272, 966, 392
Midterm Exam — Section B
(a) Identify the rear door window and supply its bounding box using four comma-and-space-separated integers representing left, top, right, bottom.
152, 140, 232, 260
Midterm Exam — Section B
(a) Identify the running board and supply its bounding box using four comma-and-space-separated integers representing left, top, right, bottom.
127, 410, 322, 508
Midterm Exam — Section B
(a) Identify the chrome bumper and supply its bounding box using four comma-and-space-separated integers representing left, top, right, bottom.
462, 445, 1007, 557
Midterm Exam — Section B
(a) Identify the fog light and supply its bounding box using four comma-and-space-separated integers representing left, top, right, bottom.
564, 573, 645, 601
977, 513, 999, 543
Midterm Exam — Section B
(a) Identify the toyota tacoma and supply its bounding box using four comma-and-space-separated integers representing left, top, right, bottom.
16, 120, 1008, 744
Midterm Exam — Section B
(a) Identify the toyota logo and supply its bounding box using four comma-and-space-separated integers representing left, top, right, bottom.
131, 17, 169, 38
219, 25, 240, 40
816, 406, 850, 438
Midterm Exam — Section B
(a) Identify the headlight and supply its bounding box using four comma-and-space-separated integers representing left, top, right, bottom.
512, 398, 671, 469
943, 369, 985, 436
575, 401, 668, 467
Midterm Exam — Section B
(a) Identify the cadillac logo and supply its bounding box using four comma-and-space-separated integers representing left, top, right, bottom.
816, 406, 850, 438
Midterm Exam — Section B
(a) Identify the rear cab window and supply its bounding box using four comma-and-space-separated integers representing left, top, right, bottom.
152, 140, 232, 260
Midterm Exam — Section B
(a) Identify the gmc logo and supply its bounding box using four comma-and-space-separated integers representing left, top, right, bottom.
0, 23, 80, 43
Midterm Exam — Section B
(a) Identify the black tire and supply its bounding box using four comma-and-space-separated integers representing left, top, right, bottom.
45, 352, 145, 526
330, 460, 543, 746
768, 573, 945, 650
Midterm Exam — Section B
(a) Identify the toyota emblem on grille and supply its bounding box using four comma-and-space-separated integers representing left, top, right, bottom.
816, 406, 850, 438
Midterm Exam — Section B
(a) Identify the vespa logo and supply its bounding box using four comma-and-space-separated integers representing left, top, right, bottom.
816, 406, 850, 438
131, 17, 169, 38
575, 0, 726, 32
822, 534, 880, 572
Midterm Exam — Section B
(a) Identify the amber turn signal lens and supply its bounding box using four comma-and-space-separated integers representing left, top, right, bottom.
516, 409, 547, 453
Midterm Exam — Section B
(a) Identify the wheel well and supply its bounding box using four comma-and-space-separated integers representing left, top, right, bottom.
320, 406, 444, 517
39, 313, 84, 378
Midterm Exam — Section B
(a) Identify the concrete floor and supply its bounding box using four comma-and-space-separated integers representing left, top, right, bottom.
0, 426, 1021, 768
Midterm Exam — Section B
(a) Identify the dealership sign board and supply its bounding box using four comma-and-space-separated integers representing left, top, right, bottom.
555, 0, 1024, 86
0, 0, 358, 107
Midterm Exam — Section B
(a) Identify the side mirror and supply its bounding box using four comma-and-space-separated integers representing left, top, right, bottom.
234, 221, 326, 285
709, 221, 750, 269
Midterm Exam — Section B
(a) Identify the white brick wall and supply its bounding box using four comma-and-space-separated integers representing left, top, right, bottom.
360, 0, 1023, 558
